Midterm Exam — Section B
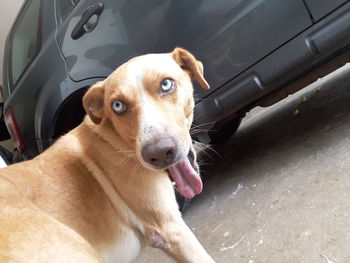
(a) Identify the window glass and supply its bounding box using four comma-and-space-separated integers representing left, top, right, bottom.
11, 0, 41, 86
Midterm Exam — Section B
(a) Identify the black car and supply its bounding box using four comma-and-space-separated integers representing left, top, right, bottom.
2, 0, 350, 162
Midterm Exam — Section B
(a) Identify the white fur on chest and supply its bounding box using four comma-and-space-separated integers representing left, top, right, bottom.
100, 226, 143, 263
82, 156, 147, 262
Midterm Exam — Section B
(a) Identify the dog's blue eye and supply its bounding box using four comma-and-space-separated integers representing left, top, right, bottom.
112, 100, 127, 114
161, 78, 176, 93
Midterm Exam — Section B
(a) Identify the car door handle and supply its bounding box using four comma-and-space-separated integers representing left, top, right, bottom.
71, 3, 104, 40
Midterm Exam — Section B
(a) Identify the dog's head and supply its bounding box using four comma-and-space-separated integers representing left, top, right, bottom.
83, 48, 209, 198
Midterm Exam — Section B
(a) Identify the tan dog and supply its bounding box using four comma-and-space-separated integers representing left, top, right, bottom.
0, 48, 215, 262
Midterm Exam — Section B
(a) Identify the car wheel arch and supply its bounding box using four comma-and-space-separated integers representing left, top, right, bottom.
52, 87, 88, 141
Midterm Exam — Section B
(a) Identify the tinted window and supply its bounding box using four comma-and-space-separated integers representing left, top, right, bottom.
11, 0, 41, 86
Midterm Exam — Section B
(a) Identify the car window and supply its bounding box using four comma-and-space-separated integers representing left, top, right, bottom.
10, 0, 42, 87
59, 0, 80, 20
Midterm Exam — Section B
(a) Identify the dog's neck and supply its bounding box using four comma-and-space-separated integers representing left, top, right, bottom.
73, 117, 143, 186
70, 118, 179, 224
83, 117, 134, 155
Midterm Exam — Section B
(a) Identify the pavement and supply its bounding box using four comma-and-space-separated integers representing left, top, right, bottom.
136, 64, 350, 262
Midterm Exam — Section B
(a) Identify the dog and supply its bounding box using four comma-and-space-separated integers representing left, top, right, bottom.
0, 48, 215, 262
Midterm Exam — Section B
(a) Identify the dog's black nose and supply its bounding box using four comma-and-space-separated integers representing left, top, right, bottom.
141, 136, 177, 168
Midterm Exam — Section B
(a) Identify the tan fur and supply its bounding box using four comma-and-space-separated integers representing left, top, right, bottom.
0, 48, 214, 263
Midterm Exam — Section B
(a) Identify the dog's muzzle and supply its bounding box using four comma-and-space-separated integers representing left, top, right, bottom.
141, 136, 178, 169
141, 137, 202, 198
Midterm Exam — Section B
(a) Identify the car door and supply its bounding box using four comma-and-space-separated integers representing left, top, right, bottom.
56, 0, 311, 97
304, 0, 348, 21
56, 0, 143, 82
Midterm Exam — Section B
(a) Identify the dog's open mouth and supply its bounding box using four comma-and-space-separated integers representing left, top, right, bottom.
166, 149, 202, 199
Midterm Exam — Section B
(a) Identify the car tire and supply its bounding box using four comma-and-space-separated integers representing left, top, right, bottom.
209, 117, 242, 144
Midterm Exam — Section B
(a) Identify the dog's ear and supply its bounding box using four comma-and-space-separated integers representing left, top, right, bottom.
172, 47, 210, 89
83, 81, 105, 124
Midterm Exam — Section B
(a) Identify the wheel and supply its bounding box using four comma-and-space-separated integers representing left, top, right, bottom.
53, 90, 86, 140
209, 117, 242, 144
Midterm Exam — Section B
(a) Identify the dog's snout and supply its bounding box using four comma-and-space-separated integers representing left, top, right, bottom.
141, 137, 178, 168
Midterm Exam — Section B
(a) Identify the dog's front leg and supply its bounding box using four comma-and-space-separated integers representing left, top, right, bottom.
145, 217, 215, 263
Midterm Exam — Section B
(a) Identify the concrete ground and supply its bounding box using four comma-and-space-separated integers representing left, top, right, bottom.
136, 64, 350, 263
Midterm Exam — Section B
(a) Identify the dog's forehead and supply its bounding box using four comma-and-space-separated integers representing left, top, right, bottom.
106, 53, 184, 97
128, 53, 180, 72
120, 53, 181, 84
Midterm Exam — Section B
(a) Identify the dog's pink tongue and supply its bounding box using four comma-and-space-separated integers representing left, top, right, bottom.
168, 158, 203, 199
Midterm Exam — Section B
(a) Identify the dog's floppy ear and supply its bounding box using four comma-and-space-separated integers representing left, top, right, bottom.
172, 47, 210, 89
83, 81, 105, 124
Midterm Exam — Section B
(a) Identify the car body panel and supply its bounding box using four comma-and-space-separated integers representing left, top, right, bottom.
2, 0, 65, 157
188, 0, 312, 98
2, 0, 89, 159
194, 2, 350, 132
57, 0, 311, 96
305, 0, 348, 21
56, 0, 139, 81
2, 0, 350, 160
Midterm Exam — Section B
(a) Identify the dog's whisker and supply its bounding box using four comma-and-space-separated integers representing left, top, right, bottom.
192, 145, 202, 151
196, 162, 213, 166
117, 149, 135, 153
191, 121, 216, 129
190, 127, 218, 136
190, 127, 209, 132
192, 142, 209, 149
194, 140, 206, 146
201, 146, 220, 158
192, 141, 220, 159
198, 149, 213, 159
117, 158, 129, 166
128, 162, 141, 186
192, 143, 207, 154
141, 166, 146, 190
205, 146, 220, 157
191, 144, 213, 159
193, 140, 212, 149
190, 130, 207, 135
193, 97, 214, 101
192, 110, 214, 122
117, 154, 135, 165
118, 154, 134, 162
190, 127, 218, 133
